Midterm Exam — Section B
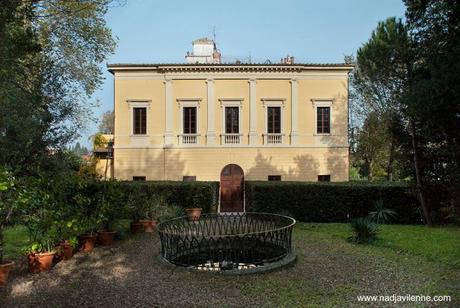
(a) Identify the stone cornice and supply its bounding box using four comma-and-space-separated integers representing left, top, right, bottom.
107, 63, 354, 74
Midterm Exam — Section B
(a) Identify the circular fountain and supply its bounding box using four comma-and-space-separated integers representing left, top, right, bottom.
158, 212, 296, 274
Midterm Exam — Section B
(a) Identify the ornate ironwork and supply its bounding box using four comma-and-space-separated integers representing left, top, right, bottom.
158, 212, 295, 272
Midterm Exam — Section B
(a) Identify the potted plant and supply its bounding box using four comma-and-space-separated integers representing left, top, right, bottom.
77, 216, 98, 252
185, 195, 202, 221
0, 169, 16, 286
73, 181, 99, 252
126, 194, 145, 234
157, 204, 184, 223
96, 186, 118, 246
141, 194, 168, 232
20, 180, 58, 273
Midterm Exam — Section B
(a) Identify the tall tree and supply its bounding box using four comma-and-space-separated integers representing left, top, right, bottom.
352, 17, 410, 182
98, 110, 114, 134
351, 17, 433, 224
403, 0, 460, 222
0, 0, 118, 174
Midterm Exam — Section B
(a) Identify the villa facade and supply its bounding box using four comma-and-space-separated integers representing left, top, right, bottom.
102, 54, 352, 211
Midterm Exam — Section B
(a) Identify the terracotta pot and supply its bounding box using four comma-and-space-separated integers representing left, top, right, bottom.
78, 234, 97, 252
139, 220, 157, 232
27, 252, 55, 273
130, 221, 144, 234
97, 230, 116, 246
54, 241, 74, 261
186, 208, 202, 221
0, 260, 14, 287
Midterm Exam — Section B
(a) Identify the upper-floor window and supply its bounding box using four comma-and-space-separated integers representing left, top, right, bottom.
225, 107, 239, 134
316, 106, 331, 134
220, 99, 242, 145
183, 107, 197, 134
267, 106, 281, 134
133, 107, 147, 135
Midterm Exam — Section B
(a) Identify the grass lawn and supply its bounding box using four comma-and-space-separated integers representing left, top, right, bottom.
2, 222, 459, 307
298, 223, 460, 268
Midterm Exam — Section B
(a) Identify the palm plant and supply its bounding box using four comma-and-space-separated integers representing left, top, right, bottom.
368, 199, 397, 224
349, 218, 379, 244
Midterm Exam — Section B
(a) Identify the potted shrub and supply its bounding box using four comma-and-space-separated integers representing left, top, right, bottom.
126, 194, 145, 234
20, 180, 58, 273
157, 204, 184, 223
0, 169, 16, 286
77, 216, 98, 252
141, 194, 168, 232
185, 208, 202, 221
73, 180, 99, 252
185, 193, 202, 221
96, 185, 119, 246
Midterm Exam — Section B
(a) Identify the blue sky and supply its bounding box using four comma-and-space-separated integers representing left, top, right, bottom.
81, 0, 406, 147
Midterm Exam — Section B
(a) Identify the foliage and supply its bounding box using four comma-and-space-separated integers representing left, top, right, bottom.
0, 168, 20, 262
349, 218, 379, 244
368, 199, 397, 224
92, 133, 108, 148
245, 181, 421, 224
354, 112, 391, 181
0, 0, 117, 175
98, 110, 114, 134
69, 142, 89, 157
402, 0, 460, 222
144, 194, 184, 222
350, 17, 410, 182
117, 181, 218, 214
19, 178, 59, 253
96, 181, 124, 230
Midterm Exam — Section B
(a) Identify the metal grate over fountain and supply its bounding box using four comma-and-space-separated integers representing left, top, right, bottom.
158, 212, 296, 274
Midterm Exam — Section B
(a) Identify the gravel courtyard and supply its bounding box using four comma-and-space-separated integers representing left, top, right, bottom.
1, 227, 458, 307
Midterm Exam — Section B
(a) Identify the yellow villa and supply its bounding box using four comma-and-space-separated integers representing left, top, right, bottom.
98, 39, 353, 211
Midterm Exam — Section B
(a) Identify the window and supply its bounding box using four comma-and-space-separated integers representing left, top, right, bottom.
268, 175, 281, 181
133, 107, 147, 135
317, 107, 330, 134
133, 176, 146, 181
267, 106, 281, 134
225, 107, 239, 134
183, 176, 196, 182
183, 107, 197, 134
318, 175, 331, 182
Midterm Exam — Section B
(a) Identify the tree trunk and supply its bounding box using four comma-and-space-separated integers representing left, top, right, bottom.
410, 120, 432, 225
387, 138, 394, 181
0, 227, 3, 263
366, 159, 373, 182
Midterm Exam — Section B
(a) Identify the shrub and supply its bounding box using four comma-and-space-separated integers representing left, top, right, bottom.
349, 218, 379, 244
245, 181, 421, 224
111, 181, 219, 214
368, 199, 397, 224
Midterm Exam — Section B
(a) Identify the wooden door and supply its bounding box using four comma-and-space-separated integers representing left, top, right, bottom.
220, 164, 244, 212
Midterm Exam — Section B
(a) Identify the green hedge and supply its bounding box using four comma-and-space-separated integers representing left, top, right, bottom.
101, 181, 219, 213
245, 181, 422, 224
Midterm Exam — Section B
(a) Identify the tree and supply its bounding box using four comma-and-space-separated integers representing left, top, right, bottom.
355, 112, 390, 181
351, 17, 410, 182
98, 110, 114, 134
403, 0, 460, 222
0, 0, 118, 175
351, 17, 433, 224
